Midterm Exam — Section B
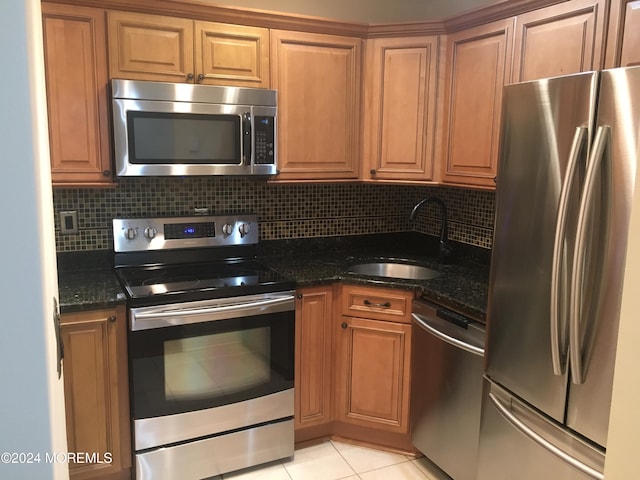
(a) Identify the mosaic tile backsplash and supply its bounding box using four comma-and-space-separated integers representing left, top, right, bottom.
53, 178, 495, 252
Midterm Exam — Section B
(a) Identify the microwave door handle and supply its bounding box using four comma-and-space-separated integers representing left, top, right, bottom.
243, 113, 252, 164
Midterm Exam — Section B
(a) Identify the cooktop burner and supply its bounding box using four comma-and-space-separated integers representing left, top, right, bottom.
116, 259, 287, 300
113, 215, 295, 306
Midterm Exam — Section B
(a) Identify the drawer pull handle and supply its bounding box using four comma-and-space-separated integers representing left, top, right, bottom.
363, 299, 391, 308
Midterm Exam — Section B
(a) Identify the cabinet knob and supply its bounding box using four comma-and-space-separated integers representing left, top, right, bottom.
493, 176, 497, 183
102, 170, 111, 177
296, 293, 303, 299
187, 73, 194, 81
108, 315, 116, 323
341, 322, 348, 329
370, 169, 376, 175
197, 73, 205, 83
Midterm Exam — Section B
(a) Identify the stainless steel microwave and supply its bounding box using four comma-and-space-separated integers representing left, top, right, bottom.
111, 79, 277, 177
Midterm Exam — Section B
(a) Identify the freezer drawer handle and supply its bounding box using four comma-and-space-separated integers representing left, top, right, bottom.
488, 392, 603, 480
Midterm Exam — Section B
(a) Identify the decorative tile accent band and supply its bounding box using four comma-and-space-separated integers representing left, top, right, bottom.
53, 178, 495, 251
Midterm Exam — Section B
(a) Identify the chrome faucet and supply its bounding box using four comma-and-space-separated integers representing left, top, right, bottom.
409, 196, 453, 263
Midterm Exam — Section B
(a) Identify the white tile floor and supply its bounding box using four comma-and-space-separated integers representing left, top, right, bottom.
216, 440, 450, 480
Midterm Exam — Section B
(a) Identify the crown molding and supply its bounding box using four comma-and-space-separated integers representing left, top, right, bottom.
42, 0, 572, 38
443, 0, 568, 32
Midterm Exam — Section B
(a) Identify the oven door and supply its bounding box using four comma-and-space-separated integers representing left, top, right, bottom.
128, 292, 295, 451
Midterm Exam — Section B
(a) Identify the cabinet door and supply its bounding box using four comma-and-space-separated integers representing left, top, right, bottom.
295, 286, 334, 432
440, 19, 514, 188
512, 0, 607, 82
42, 3, 113, 187
363, 36, 439, 181
108, 11, 194, 83
605, 0, 640, 67
271, 30, 361, 180
194, 21, 269, 87
335, 316, 411, 434
61, 307, 130, 479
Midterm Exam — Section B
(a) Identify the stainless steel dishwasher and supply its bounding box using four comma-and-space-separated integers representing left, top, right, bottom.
411, 298, 485, 480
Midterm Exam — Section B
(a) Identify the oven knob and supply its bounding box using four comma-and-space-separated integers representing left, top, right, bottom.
222, 224, 234, 236
144, 227, 157, 239
123, 227, 137, 240
238, 223, 251, 237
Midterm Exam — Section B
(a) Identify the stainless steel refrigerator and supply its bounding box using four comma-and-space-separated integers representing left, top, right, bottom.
477, 66, 640, 480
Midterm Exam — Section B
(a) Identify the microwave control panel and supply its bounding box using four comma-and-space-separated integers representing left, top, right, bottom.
254, 116, 275, 165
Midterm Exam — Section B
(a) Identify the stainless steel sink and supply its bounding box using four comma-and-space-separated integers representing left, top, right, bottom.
346, 262, 440, 280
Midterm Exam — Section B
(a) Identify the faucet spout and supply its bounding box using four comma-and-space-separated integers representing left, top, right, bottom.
409, 196, 453, 263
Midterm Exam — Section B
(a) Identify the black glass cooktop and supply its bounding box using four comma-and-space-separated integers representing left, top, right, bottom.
115, 258, 294, 305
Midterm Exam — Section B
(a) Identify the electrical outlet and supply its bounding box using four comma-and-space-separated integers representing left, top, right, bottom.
59, 211, 78, 235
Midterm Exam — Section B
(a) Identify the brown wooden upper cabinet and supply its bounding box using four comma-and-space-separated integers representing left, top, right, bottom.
440, 19, 514, 189
606, 0, 640, 67
512, 0, 607, 82
107, 11, 270, 87
271, 30, 362, 180
363, 36, 439, 182
42, 3, 114, 187
441, 0, 607, 189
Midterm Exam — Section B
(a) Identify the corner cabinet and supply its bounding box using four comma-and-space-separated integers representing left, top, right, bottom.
334, 285, 414, 451
42, 3, 114, 187
440, 19, 514, 189
61, 306, 131, 480
606, 0, 640, 67
271, 30, 362, 180
363, 36, 439, 182
294, 286, 334, 442
107, 10, 270, 87
512, 0, 607, 82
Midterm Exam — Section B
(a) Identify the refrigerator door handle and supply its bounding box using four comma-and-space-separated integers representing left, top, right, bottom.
550, 126, 587, 376
488, 392, 604, 480
569, 125, 610, 385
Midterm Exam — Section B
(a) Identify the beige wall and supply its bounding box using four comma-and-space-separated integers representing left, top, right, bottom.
198, 0, 502, 23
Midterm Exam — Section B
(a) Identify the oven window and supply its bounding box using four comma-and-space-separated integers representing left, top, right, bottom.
128, 112, 241, 164
129, 310, 294, 419
164, 327, 270, 401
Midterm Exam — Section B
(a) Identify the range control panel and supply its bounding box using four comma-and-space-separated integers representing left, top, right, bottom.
113, 215, 258, 253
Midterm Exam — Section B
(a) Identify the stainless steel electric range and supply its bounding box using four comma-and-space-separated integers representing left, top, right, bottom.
113, 215, 295, 480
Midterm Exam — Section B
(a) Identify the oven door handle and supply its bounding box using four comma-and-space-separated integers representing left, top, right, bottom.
130, 293, 295, 331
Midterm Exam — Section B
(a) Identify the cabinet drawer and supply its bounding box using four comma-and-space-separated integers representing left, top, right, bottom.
340, 285, 413, 323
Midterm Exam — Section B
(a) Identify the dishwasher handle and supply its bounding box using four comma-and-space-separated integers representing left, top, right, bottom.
412, 312, 484, 357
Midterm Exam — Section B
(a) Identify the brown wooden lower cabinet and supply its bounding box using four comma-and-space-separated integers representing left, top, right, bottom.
334, 316, 411, 434
60, 305, 131, 480
295, 285, 334, 440
295, 284, 415, 453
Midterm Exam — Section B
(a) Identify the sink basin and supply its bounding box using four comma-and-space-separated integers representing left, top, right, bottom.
346, 262, 440, 280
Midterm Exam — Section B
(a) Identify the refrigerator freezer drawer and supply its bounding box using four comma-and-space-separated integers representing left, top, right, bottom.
477, 379, 604, 480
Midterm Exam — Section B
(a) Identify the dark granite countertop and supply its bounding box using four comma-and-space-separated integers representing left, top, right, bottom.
57, 251, 126, 314
56, 232, 490, 321
258, 232, 490, 322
